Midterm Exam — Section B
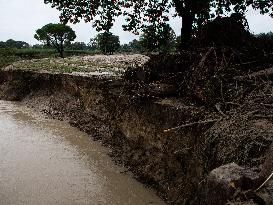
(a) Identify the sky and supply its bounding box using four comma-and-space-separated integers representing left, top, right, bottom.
0, 0, 273, 45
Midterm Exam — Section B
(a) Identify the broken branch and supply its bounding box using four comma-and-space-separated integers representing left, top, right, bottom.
164, 118, 221, 133
255, 172, 273, 192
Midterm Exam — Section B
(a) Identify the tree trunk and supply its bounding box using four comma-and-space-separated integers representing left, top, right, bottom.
60, 50, 64, 58
180, 12, 194, 50
60, 47, 64, 58
60, 41, 64, 58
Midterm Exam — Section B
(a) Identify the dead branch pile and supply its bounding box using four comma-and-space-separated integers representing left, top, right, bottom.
122, 46, 273, 204
126, 45, 273, 105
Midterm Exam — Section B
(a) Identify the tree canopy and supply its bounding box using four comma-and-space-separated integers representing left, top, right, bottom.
92, 32, 120, 54
0, 39, 30, 49
140, 24, 176, 52
34, 23, 76, 57
44, 0, 273, 48
65, 41, 88, 50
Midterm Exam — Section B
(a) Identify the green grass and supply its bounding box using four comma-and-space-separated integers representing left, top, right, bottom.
11, 57, 126, 75
0, 48, 54, 68
12, 58, 89, 73
0, 48, 137, 76
0, 48, 99, 68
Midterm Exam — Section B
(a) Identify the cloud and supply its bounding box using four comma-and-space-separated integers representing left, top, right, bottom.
246, 9, 273, 34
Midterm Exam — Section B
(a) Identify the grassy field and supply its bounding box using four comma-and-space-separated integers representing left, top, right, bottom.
0, 48, 98, 68
3, 54, 149, 76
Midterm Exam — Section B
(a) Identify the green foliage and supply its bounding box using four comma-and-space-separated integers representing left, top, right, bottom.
129, 40, 142, 52
14, 49, 57, 58
255, 31, 273, 52
0, 49, 18, 68
176, 36, 181, 50
44, 0, 273, 49
34, 23, 76, 57
65, 42, 88, 50
93, 32, 120, 54
64, 49, 98, 56
0, 48, 58, 68
32, 44, 45, 49
0, 39, 30, 49
119, 39, 142, 53
139, 24, 176, 53
0, 47, 95, 68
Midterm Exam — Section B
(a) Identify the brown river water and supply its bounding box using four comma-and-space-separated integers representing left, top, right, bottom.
0, 101, 165, 205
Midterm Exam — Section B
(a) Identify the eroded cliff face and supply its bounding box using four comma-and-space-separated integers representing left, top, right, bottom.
0, 69, 272, 204
0, 70, 211, 203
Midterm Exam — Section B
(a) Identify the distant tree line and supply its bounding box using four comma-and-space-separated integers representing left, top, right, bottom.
0, 22, 181, 56
0, 39, 30, 49
2, 20, 273, 57
254, 31, 273, 52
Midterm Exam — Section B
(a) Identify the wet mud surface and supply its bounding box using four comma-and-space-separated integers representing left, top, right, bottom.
0, 100, 165, 205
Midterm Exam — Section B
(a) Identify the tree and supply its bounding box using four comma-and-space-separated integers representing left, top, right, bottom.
0, 39, 30, 49
0, 41, 5, 48
65, 42, 87, 50
255, 31, 273, 52
128, 39, 142, 52
34, 23, 76, 58
87, 37, 99, 51
120, 39, 142, 53
140, 24, 176, 52
176, 35, 181, 51
32, 44, 44, 49
44, 0, 273, 49
94, 32, 120, 54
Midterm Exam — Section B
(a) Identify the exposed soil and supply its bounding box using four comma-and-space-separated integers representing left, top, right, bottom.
0, 50, 273, 204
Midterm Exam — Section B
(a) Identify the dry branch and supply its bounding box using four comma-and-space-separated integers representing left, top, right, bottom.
254, 115, 273, 119
255, 172, 273, 192
234, 67, 273, 81
164, 118, 221, 133
197, 47, 214, 69
260, 103, 273, 108
215, 103, 226, 116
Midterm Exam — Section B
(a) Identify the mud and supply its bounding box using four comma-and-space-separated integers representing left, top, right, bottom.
0, 100, 165, 205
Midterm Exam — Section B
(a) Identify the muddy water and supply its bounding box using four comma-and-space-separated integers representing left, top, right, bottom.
0, 101, 165, 205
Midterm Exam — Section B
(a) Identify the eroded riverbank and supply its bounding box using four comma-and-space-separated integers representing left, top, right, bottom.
0, 100, 165, 205
0, 67, 272, 204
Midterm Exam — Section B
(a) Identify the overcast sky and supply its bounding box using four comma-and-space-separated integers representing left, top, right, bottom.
0, 0, 273, 45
